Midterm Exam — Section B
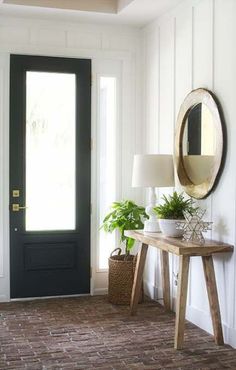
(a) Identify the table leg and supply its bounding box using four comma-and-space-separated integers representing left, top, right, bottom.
160, 250, 171, 311
202, 255, 224, 345
130, 243, 148, 316
174, 255, 190, 350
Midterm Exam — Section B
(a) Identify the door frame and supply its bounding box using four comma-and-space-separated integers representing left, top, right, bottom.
0, 52, 96, 301
0, 48, 130, 302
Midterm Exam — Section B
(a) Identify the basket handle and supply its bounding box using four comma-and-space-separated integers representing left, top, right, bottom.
110, 247, 122, 257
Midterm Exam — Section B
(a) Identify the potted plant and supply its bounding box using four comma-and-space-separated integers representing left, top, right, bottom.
101, 200, 148, 305
154, 191, 197, 237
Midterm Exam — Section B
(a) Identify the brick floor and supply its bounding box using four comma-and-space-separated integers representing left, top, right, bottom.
0, 296, 236, 369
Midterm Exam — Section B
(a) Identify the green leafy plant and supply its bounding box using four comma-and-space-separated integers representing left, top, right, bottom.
100, 200, 148, 255
154, 191, 197, 220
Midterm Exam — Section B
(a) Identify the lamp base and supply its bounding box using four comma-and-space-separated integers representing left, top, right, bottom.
144, 219, 160, 233
144, 187, 160, 233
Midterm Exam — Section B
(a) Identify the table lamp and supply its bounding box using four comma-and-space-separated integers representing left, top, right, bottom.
132, 154, 174, 232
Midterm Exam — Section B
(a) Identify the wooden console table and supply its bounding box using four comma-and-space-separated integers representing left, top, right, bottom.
124, 230, 233, 349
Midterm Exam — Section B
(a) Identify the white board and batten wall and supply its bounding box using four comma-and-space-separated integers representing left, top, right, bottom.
1, 0, 236, 350
142, 0, 236, 348
0, 14, 144, 300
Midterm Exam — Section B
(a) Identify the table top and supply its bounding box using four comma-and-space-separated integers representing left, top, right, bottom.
124, 230, 234, 256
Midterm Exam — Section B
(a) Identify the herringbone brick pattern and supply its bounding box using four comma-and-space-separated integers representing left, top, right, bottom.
0, 296, 236, 369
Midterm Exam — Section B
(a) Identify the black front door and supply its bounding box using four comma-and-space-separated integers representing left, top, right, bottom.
10, 55, 91, 298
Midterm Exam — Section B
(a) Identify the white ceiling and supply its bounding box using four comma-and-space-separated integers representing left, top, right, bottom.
117, 0, 183, 26
0, 0, 183, 26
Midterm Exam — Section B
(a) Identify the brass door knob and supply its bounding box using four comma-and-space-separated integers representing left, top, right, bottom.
12, 204, 28, 212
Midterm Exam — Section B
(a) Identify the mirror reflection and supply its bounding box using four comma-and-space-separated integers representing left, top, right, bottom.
182, 103, 216, 185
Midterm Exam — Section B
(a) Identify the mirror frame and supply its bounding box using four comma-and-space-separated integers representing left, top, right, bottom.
174, 88, 225, 199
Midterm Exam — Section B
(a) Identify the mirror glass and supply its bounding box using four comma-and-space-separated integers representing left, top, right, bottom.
182, 103, 216, 185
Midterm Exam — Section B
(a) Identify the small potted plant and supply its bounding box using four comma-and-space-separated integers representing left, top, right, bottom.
101, 200, 148, 305
154, 192, 197, 237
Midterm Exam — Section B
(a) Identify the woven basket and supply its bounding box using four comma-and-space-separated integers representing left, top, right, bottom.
108, 248, 143, 305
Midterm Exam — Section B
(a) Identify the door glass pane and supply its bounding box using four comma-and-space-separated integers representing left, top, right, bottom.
26, 71, 76, 231
98, 77, 117, 269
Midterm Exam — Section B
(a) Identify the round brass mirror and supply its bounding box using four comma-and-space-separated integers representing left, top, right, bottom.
174, 88, 225, 199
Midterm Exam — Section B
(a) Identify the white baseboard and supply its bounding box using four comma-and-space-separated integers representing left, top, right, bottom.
0, 294, 9, 302
186, 304, 213, 335
143, 279, 162, 301
186, 304, 236, 348
93, 288, 108, 295
227, 326, 236, 348
144, 280, 236, 349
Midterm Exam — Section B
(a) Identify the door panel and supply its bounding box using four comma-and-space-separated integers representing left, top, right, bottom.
24, 242, 77, 271
10, 55, 91, 298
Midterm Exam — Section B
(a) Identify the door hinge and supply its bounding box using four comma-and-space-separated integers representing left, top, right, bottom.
90, 203, 92, 214
90, 266, 92, 278
90, 138, 93, 150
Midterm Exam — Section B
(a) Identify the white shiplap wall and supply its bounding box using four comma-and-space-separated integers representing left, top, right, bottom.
0, 14, 143, 300
143, 0, 236, 348
1, 0, 236, 349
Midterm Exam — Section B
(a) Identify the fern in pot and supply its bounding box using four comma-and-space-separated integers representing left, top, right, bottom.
101, 200, 148, 305
154, 192, 197, 238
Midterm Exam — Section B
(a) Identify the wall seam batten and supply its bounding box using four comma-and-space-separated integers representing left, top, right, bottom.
171, 16, 177, 308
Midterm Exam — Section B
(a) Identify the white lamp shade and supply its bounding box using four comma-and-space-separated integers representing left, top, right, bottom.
132, 154, 174, 188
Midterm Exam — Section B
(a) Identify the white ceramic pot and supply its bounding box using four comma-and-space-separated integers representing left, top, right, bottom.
158, 219, 184, 238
